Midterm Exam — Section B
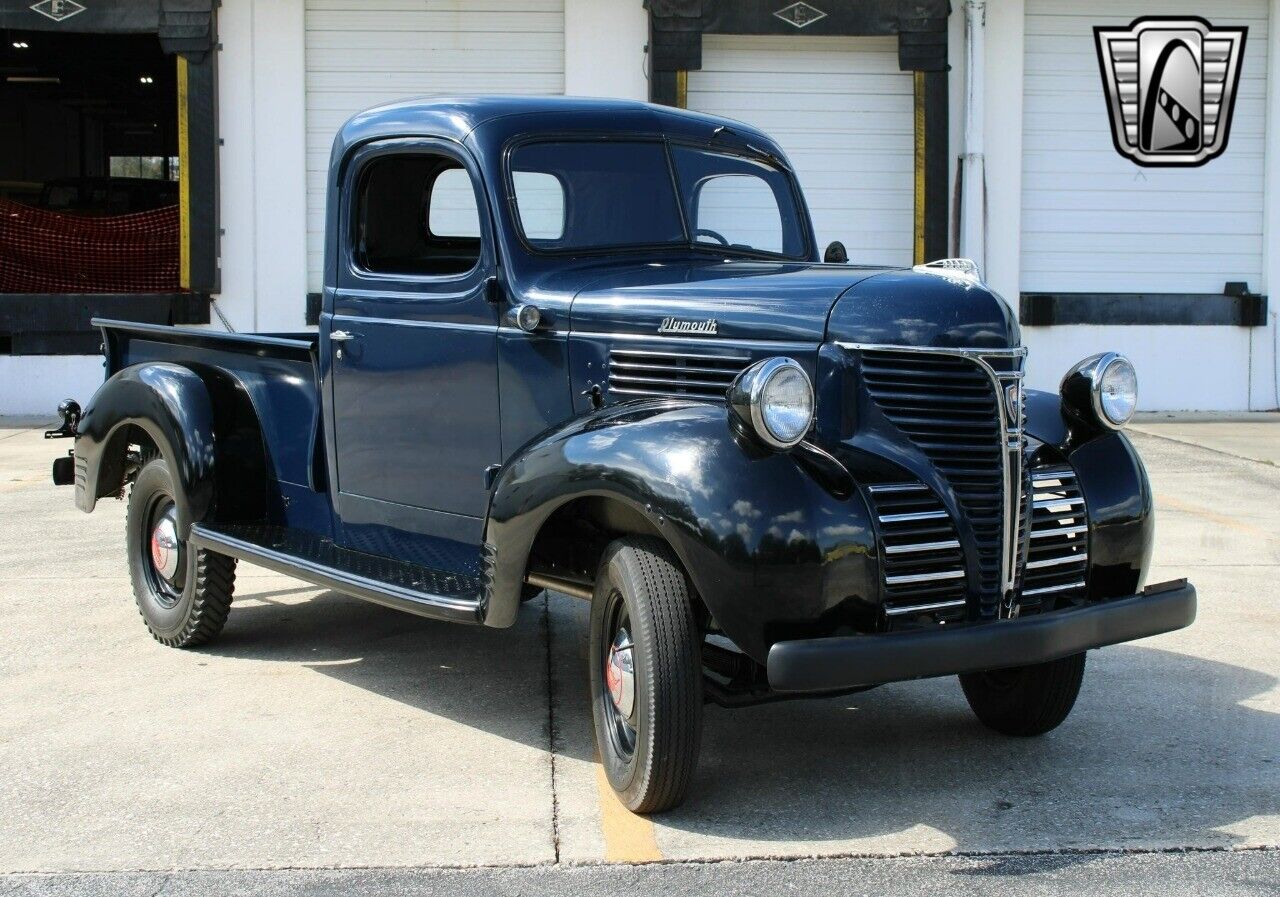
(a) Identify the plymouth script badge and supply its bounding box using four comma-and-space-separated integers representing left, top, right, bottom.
1094, 16, 1247, 167
658, 317, 719, 336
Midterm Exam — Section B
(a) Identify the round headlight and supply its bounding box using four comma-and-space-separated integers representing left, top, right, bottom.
1060, 352, 1137, 430
727, 357, 815, 450
1096, 354, 1137, 427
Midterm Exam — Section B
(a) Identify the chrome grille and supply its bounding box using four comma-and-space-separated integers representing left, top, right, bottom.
867, 482, 966, 620
859, 348, 1013, 615
607, 348, 749, 400
1022, 466, 1089, 606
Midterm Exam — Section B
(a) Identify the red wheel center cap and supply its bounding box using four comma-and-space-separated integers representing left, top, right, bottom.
606, 651, 623, 704
150, 532, 168, 571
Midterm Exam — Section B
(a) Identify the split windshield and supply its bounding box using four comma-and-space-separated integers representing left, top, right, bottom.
507, 140, 808, 259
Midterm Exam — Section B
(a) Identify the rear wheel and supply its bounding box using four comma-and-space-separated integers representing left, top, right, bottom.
959, 652, 1086, 736
126, 455, 236, 647
589, 538, 702, 813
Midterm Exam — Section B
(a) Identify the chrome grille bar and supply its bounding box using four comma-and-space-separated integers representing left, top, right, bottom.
1021, 465, 1089, 606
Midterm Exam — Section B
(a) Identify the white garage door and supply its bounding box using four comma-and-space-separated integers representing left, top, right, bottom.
688, 34, 915, 267
304, 0, 565, 290
1021, 0, 1269, 293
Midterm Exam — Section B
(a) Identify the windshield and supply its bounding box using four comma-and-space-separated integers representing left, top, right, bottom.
507, 140, 808, 259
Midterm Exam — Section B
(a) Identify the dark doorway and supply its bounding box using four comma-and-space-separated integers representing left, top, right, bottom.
0, 28, 179, 293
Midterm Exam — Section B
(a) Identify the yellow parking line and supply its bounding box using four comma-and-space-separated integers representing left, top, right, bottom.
594, 762, 662, 863
1156, 493, 1278, 543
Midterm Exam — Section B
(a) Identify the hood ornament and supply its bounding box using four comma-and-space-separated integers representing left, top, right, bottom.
658, 317, 719, 336
912, 258, 981, 286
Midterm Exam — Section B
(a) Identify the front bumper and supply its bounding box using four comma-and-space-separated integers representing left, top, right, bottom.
767, 579, 1196, 693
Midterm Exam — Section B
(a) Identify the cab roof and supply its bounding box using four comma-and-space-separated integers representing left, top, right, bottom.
330, 95, 785, 165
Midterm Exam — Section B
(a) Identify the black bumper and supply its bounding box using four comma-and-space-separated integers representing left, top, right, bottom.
767, 579, 1196, 693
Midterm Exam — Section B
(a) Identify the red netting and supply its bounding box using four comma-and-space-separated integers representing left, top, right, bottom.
0, 199, 179, 293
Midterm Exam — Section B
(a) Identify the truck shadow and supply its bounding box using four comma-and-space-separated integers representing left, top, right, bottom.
206, 587, 1277, 856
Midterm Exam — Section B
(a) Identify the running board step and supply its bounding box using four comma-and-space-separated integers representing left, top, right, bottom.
188, 523, 484, 624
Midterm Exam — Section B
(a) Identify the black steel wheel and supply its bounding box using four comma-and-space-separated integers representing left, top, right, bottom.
126, 454, 236, 648
959, 652, 1087, 736
589, 537, 702, 814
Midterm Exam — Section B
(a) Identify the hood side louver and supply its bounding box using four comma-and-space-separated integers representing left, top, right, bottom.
607, 348, 750, 400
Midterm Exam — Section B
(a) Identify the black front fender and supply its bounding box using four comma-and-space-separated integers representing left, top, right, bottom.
484, 400, 877, 661
1025, 388, 1154, 597
74, 363, 219, 535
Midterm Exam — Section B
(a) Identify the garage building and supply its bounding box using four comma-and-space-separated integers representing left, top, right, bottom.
0, 0, 1275, 413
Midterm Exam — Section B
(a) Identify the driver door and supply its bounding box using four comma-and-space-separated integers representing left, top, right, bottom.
326, 139, 501, 549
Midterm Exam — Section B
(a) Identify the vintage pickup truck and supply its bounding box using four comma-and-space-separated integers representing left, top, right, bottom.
50, 96, 1195, 813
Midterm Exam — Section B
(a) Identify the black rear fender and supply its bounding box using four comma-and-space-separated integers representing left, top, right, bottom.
73, 362, 266, 535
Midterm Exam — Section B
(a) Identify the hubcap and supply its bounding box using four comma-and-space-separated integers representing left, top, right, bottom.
606, 629, 636, 720
141, 499, 185, 608
150, 512, 181, 582
600, 592, 638, 759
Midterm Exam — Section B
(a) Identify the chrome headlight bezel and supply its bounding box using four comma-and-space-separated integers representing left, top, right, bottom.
727, 356, 815, 451
1060, 352, 1137, 430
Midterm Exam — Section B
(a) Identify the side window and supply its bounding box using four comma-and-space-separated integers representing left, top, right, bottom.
693, 174, 784, 255
355, 153, 483, 277
511, 171, 565, 242
428, 167, 481, 239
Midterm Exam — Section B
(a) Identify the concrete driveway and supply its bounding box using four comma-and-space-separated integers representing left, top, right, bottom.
0, 414, 1276, 889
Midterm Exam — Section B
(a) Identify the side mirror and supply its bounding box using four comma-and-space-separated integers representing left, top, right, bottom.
824, 241, 848, 264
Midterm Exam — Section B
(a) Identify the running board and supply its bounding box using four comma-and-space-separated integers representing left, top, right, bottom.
188, 523, 484, 625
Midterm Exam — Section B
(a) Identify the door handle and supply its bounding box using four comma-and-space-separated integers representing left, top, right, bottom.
330, 330, 356, 342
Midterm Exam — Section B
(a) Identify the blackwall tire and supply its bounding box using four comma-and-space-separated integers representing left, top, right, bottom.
959, 652, 1087, 736
589, 537, 702, 813
126, 456, 236, 648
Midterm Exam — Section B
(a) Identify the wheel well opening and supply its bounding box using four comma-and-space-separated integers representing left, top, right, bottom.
524, 497, 706, 616
97, 424, 157, 500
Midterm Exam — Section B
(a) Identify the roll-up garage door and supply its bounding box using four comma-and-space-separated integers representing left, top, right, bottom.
687, 34, 915, 267
304, 0, 565, 291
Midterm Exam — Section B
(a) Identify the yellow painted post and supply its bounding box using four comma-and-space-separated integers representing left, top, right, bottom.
177, 55, 191, 290
675, 69, 688, 108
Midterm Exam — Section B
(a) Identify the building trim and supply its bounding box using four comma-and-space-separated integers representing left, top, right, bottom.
1019, 290, 1268, 328
0, 293, 210, 355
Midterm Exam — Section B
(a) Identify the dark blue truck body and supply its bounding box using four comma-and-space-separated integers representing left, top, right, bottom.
60, 99, 1193, 784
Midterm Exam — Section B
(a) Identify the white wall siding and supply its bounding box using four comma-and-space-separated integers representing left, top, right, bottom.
687, 34, 915, 267
215, 0, 309, 332
303, 0, 565, 291
0, 356, 104, 416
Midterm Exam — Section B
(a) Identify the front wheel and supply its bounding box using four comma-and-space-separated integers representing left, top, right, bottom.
126, 455, 236, 648
959, 652, 1086, 736
589, 538, 703, 813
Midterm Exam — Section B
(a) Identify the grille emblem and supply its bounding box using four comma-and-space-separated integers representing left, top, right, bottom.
1095, 16, 1247, 167
773, 2, 827, 29
658, 317, 718, 336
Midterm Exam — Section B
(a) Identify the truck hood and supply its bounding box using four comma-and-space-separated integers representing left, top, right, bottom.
566, 260, 1020, 348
